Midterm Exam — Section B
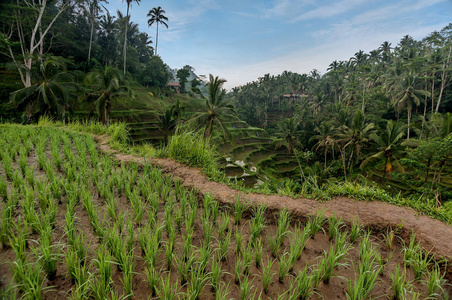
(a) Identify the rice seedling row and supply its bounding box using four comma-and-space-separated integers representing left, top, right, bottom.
0, 125, 451, 299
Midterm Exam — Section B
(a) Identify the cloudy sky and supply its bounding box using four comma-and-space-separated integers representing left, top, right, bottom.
105, 0, 452, 89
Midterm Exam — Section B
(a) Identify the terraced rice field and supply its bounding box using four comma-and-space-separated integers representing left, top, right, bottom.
0, 125, 450, 299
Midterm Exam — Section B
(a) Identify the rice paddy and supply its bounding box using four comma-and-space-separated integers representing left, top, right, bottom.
0, 124, 450, 299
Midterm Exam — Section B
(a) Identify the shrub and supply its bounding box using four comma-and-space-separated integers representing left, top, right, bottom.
162, 129, 220, 179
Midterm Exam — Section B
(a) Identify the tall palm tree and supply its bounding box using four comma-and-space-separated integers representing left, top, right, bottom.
190, 74, 236, 139
389, 71, 430, 139
10, 58, 76, 121
351, 50, 368, 67
86, 0, 106, 63
310, 122, 336, 169
122, 0, 141, 75
360, 120, 406, 179
82, 66, 132, 126
147, 6, 169, 56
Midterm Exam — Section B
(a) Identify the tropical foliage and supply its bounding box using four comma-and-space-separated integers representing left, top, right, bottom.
190, 74, 237, 139
230, 24, 452, 202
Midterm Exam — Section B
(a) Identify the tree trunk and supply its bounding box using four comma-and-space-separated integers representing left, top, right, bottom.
18, 0, 67, 87
293, 148, 306, 182
436, 46, 451, 112
123, 4, 130, 75
88, 6, 95, 63
155, 22, 159, 56
431, 76, 435, 114
407, 109, 411, 139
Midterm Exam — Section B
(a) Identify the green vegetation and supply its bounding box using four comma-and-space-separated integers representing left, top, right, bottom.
1, 6, 452, 298
0, 124, 449, 299
228, 24, 452, 207
2, 0, 451, 219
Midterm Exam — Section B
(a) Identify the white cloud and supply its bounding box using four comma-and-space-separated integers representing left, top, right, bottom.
261, 0, 313, 19
351, 0, 448, 26
291, 0, 366, 22
160, 0, 218, 42
216, 18, 451, 89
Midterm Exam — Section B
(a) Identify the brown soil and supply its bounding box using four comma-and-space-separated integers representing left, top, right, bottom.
1, 129, 452, 300
96, 135, 452, 266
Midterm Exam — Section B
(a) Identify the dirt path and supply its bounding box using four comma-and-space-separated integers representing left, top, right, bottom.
96, 136, 452, 266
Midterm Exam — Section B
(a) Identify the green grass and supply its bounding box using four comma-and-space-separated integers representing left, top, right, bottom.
161, 129, 222, 179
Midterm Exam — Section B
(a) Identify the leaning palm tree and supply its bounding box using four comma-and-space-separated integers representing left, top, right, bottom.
147, 6, 169, 56
10, 57, 76, 121
189, 74, 236, 139
81, 66, 132, 126
122, 0, 141, 75
360, 120, 406, 179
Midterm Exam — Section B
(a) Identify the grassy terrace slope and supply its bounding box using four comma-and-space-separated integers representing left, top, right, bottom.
0, 124, 451, 299
215, 120, 299, 185
74, 85, 205, 144
72, 82, 300, 183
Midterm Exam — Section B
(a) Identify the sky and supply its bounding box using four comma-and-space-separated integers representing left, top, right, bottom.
105, 0, 452, 89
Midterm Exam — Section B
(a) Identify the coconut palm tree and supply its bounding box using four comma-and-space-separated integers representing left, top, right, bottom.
360, 120, 406, 179
189, 74, 236, 139
276, 117, 302, 154
85, 0, 106, 63
389, 71, 430, 139
310, 122, 337, 169
147, 6, 169, 56
122, 0, 141, 75
336, 110, 376, 176
82, 66, 132, 126
10, 57, 76, 121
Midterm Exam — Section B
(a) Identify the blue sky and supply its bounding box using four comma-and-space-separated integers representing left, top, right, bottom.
105, 0, 452, 89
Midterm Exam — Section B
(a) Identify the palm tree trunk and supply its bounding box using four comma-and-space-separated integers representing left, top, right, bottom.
123, 4, 130, 75
88, 10, 95, 63
407, 109, 411, 139
431, 76, 435, 114
293, 148, 306, 182
436, 46, 451, 113
155, 22, 159, 55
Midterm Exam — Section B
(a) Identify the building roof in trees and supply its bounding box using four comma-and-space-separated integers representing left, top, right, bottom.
168, 81, 181, 87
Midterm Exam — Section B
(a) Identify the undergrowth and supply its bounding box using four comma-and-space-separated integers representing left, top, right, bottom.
160, 129, 223, 180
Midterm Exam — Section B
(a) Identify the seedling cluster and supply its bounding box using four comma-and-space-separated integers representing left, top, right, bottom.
0, 125, 450, 299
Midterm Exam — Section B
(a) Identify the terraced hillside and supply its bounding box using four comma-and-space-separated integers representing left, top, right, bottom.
216, 120, 300, 187
74, 84, 301, 184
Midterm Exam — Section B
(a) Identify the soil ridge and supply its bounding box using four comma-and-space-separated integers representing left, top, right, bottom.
95, 135, 452, 267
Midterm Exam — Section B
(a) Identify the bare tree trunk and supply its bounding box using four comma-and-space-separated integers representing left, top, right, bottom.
155, 22, 159, 56
431, 76, 435, 114
123, 4, 130, 75
293, 148, 306, 182
88, 7, 95, 63
436, 46, 451, 112
422, 95, 427, 131
16, 0, 68, 87
407, 109, 411, 139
